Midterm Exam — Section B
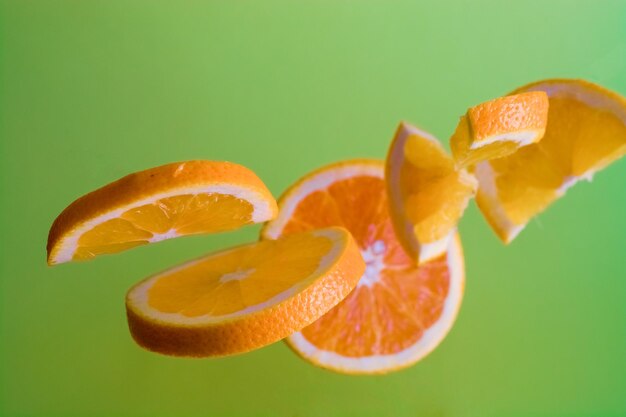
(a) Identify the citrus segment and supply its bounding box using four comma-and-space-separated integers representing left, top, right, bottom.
262, 160, 465, 374
386, 122, 476, 263
47, 160, 277, 265
475, 79, 626, 243
126, 227, 365, 357
451, 92, 549, 167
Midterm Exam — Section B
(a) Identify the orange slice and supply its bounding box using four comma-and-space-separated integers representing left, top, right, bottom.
451, 91, 549, 167
126, 227, 365, 357
386, 122, 477, 263
47, 160, 278, 265
261, 160, 465, 374
475, 79, 626, 243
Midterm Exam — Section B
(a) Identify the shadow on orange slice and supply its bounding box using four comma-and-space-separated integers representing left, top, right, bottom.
475, 79, 626, 243
451, 91, 549, 167
261, 160, 465, 374
47, 160, 277, 265
386, 123, 476, 263
126, 227, 364, 357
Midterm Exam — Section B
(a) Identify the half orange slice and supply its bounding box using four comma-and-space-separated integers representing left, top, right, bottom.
126, 227, 365, 357
262, 160, 465, 374
47, 160, 277, 265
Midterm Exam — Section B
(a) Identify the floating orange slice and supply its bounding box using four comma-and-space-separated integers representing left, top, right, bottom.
126, 227, 365, 357
451, 91, 549, 167
261, 160, 465, 374
386, 122, 477, 263
47, 160, 278, 265
475, 79, 626, 243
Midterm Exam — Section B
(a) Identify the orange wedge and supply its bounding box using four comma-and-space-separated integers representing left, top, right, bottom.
47, 160, 278, 265
450, 91, 549, 167
126, 227, 365, 357
261, 160, 465, 374
386, 122, 477, 263
475, 79, 626, 243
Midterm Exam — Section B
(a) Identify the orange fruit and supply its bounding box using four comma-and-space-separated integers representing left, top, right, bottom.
261, 160, 465, 374
386, 122, 477, 263
47, 160, 277, 265
126, 227, 365, 357
451, 91, 549, 167
475, 79, 626, 243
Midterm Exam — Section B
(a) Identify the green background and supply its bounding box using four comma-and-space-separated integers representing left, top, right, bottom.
1, 1, 625, 416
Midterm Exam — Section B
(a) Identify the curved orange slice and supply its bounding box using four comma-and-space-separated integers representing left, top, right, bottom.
451, 91, 549, 167
386, 122, 477, 263
261, 160, 465, 374
475, 79, 626, 243
47, 160, 278, 265
126, 227, 365, 357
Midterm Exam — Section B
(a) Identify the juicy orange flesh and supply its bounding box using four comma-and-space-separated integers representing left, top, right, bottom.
485, 95, 626, 225
147, 232, 333, 317
74, 193, 254, 260
400, 136, 476, 242
281, 174, 450, 356
450, 116, 532, 167
302, 254, 449, 357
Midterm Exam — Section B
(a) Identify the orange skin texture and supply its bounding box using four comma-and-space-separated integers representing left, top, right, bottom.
125, 230, 365, 357
468, 91, 549, 142
47, 160, 277, 265
451, 92, 549, 168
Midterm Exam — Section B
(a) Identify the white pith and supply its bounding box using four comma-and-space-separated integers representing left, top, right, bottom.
288, 235, 465, 373
357, 240, 386, 288
50, 184, 275, 264
219, 268, 257, 284
126, 228, 345, 326
148, 229, 179, 243
470, 130, 540, 149
417, 231, 456, 262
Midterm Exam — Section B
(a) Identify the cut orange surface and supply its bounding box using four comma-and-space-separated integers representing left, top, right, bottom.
475, 79, 626, 243
47, 160, 278, 265
261, 160, 465, 374
451, 91, 549, 167
386, 122, 477, 263
126, 227, 365, 357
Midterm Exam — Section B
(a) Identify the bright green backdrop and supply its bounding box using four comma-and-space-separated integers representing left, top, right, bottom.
1, 1, 625, 416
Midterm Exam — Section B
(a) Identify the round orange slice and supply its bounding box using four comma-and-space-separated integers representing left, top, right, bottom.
261, 160, 465, 374
47, 160, 278, 265
126, 227, 365, 357
451, 91, 549, 167
386, 122, 477, 263
474, 79, 626, 243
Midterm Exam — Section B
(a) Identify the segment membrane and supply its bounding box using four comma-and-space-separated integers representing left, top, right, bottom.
147, 232, 333, 317
74, 193, 254, 260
